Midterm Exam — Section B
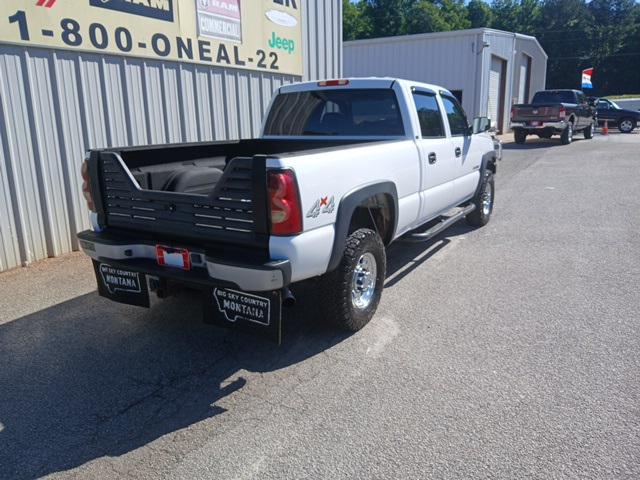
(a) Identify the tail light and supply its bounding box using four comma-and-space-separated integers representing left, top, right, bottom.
559, 106, 567, 119
81, 159, 96, 212
268, 170, 302, 236
510, 107, 515, 120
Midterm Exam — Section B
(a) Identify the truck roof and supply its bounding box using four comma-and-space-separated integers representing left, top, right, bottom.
279, 77, 451, 97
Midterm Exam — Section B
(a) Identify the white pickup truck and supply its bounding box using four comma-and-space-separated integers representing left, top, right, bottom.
79, 78, 499, 342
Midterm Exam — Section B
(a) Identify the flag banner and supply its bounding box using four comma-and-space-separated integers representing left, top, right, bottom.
582, 68, 594, 89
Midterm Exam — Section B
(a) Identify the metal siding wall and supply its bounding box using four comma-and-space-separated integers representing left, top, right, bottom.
0, 0, 341, 271
303, 0, 342, 81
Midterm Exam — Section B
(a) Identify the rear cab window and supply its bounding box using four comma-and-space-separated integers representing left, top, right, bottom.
532, 91, 578, 104
263, 89, 405, 136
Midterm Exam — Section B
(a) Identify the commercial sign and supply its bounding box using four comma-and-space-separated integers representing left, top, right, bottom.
0, 0, 303, 76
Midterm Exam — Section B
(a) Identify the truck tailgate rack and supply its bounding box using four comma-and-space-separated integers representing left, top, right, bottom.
91, 152, 268, 248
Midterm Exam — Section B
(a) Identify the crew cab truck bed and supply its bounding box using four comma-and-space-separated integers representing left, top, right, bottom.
79, 78, 498, 342
511, 89, 596, 145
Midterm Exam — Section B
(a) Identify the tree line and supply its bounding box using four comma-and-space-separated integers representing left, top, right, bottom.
343, 0, 640, 95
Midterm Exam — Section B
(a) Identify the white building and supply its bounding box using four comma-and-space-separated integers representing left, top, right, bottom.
345, 28, 547, 133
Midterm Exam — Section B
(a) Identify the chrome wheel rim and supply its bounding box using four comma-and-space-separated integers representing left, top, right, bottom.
568, 125, 573, 142
482, 181, 493, 216
351, 252, 377, 310
621, 120, 633, 132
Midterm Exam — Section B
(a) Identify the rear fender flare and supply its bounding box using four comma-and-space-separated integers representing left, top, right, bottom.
327, 182, 398, 272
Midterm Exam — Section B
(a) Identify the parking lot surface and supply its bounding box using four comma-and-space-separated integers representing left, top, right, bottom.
1, 132, 639, 479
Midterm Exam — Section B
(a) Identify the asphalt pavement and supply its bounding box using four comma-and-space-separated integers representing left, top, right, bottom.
1, 131, 639, 479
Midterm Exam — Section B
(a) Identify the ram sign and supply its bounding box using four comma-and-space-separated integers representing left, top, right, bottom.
0, 0, 303, 75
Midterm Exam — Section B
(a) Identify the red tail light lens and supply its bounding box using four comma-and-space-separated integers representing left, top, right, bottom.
81, 159, 96, 212
510, 107, 515, 120
268, 170, 302, 236
559, 106, 567, 119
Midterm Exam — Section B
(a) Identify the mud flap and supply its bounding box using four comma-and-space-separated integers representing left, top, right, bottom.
204, 288, 282, 344
93, 261, 150, 308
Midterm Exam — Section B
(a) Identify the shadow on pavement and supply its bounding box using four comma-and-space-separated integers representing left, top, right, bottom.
0, 221, 475, 479
0, 285, 348, 479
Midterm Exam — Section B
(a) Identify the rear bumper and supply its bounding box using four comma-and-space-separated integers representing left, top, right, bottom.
77, 230, 291, 291
511, 120, 567, 131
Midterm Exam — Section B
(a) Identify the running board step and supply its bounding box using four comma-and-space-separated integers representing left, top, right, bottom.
400, 204, 476, 243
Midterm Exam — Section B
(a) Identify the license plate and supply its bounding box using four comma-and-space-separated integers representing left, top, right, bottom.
156, 245, 191, 271
204, 288, 282, 344
93, 261, 150, 308
530, 121, 541, 126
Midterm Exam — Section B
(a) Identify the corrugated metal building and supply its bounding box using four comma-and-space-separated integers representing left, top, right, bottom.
345, 28, 547, 133
0, 1, 342, 272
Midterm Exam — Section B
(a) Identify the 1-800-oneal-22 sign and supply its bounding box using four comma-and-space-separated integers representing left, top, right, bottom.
0, 0, 303, 76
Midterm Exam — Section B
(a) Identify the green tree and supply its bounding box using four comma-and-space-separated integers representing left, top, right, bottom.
343, 0, 372, 40
407, 1, 450, 34
491, 0, 540, 34
363, 0, 416, 37
467, 0, 493, 28
438, 0, 471, 30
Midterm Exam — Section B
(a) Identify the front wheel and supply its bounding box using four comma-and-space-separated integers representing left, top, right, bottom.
320, 228, 386, 331
560, 123, 573, 145
466, 170, 494, 227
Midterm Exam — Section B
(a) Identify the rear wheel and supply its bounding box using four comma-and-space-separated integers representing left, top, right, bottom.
514, 129, 527, 144
560, 123, 573, 145
618, 118, 636, 133
466, 170, 494, 227
320, 228, 386, 331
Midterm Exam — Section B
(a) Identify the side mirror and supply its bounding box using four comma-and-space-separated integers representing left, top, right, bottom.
472, 117, 491, 134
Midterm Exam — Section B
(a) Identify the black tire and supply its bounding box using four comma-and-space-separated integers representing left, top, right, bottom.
618, 118, 636, 133
466, 170, 495, 227
319, 229, 386, 331
560, 123, 573, 145
583, 122, 594, 139
514, 129, 527, 144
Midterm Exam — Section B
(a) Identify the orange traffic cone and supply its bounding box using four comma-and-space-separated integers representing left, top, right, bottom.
602, 120, 609, 135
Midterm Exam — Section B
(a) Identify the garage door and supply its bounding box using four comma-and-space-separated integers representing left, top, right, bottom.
518, 54, 531, 103
488, 55, 505, 132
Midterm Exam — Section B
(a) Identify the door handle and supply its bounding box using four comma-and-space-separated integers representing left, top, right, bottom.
455, 147, 462, 158
428, 152, 437, 164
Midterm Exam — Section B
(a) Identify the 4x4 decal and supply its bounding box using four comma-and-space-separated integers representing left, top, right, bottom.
306, 196, 335, 218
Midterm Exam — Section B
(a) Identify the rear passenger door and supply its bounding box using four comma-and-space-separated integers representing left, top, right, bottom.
411, 88, 457, 223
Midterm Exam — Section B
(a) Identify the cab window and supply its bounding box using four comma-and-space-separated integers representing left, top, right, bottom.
440, 95, 469, 136
412, 91, 444, 138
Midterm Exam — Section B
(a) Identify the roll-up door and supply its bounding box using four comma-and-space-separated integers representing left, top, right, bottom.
488, 55, 506, 132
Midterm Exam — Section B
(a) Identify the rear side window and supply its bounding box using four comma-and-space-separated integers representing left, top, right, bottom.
412, 91, 444, 138
440, 95, 469, 136
263, 89, 404, 136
